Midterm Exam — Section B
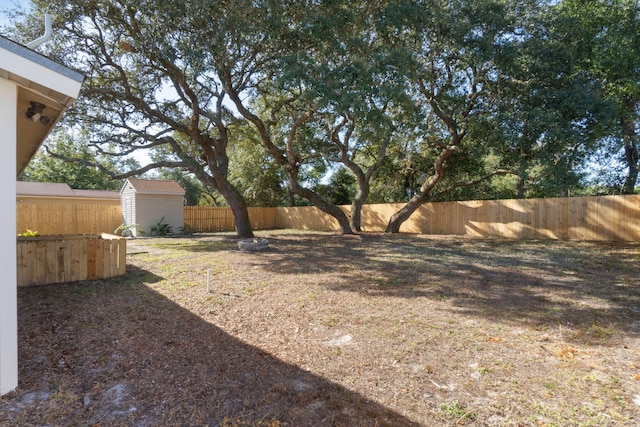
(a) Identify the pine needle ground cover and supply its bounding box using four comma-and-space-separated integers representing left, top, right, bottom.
2, 232, 639, 426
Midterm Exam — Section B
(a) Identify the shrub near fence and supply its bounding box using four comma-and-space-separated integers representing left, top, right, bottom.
17, 233, 126, 286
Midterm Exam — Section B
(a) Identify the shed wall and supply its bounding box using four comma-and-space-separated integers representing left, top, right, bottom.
120, 182, 137, 235
136, 194, 184, 235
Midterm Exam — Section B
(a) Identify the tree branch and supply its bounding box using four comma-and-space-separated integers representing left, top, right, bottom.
429, 169, 515, 200
44, 146, 187, 180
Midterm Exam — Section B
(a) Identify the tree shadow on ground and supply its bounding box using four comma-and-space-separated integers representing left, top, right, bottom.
1, 264, 419, 427
130, 234, 240, 254
241, 233, 640, 344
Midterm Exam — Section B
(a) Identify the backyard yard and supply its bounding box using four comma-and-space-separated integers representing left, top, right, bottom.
1, 231, 639, 426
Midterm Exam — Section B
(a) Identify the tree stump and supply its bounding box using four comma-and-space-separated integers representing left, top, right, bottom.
238, 238, 269, 252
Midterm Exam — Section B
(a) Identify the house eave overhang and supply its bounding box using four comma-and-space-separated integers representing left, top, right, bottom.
0, 36, 83, 104
17, 195, 119, 202
0, 36, 84, 176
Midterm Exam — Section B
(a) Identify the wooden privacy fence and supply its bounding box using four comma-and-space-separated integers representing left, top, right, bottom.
17, 203, 122, 236
17, 233, 126, 286
273, 195, 640, 241
414, 195, 640, 240
17, 195, 640, 241
184, 206, 277, 232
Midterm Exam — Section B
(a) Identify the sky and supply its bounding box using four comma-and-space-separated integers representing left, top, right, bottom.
0, 0, 31, 28
0, 0, 156, 172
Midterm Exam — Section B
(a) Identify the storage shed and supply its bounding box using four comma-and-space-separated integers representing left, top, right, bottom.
120, 178, 185, 237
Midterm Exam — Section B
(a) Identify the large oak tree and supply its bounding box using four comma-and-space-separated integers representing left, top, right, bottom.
20, 0, 259, 237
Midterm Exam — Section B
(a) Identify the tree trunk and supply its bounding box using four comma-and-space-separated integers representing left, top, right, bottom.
350, 196, 364, 232
199, 142, 255, 239
516, 177, 525, 199
621, 103, 639, 194
290, 175, 354, 234
288, 189, 296, 207
350, 181, 369, 232
386, 146, 454, 233
196, 175, 254, 238
225, 83, 352, 233
385, 193, 422, 233
623, 143, 638, 194
226, 189, 255, 238
206, 175, 254, 238
345, 148, 386, 232
335, 125, 390, 233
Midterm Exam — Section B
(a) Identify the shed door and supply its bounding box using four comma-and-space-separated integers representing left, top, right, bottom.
123, 198, 132, 225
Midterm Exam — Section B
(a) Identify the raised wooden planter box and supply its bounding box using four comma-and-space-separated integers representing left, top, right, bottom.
17, 233, 126, 287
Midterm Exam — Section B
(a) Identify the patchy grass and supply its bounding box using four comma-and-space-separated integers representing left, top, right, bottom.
2, 232, 640, 426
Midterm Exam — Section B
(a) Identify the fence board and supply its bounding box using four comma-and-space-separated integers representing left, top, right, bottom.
87, 238, 97, 280
95, 239, 104, 280
35, 241, 46, 284
17, 195, 640, 242
269, 195, 640, 241
68, 238, 78, 282
117, 238, 126, 276
17, 203, 122, 236
184, 206, 279, 232
17, 234, 126, 286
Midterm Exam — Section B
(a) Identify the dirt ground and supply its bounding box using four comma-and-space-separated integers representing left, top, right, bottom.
1, 231, 639, 426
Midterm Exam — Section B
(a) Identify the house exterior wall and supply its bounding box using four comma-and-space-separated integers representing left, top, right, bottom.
136, 194, 184, 235
17, 196, 120, 206
1, 34, 83, 397
0, 78, 18, 395
120, 181, 137, 236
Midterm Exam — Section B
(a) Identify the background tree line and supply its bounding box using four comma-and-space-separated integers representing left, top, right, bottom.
5, 0, 638, 236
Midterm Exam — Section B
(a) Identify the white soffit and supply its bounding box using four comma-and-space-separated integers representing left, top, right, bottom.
0, 36, 84, 176
0, 36, 83, 103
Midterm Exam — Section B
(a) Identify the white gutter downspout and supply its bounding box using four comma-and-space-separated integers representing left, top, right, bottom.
25, 14, 52, 50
